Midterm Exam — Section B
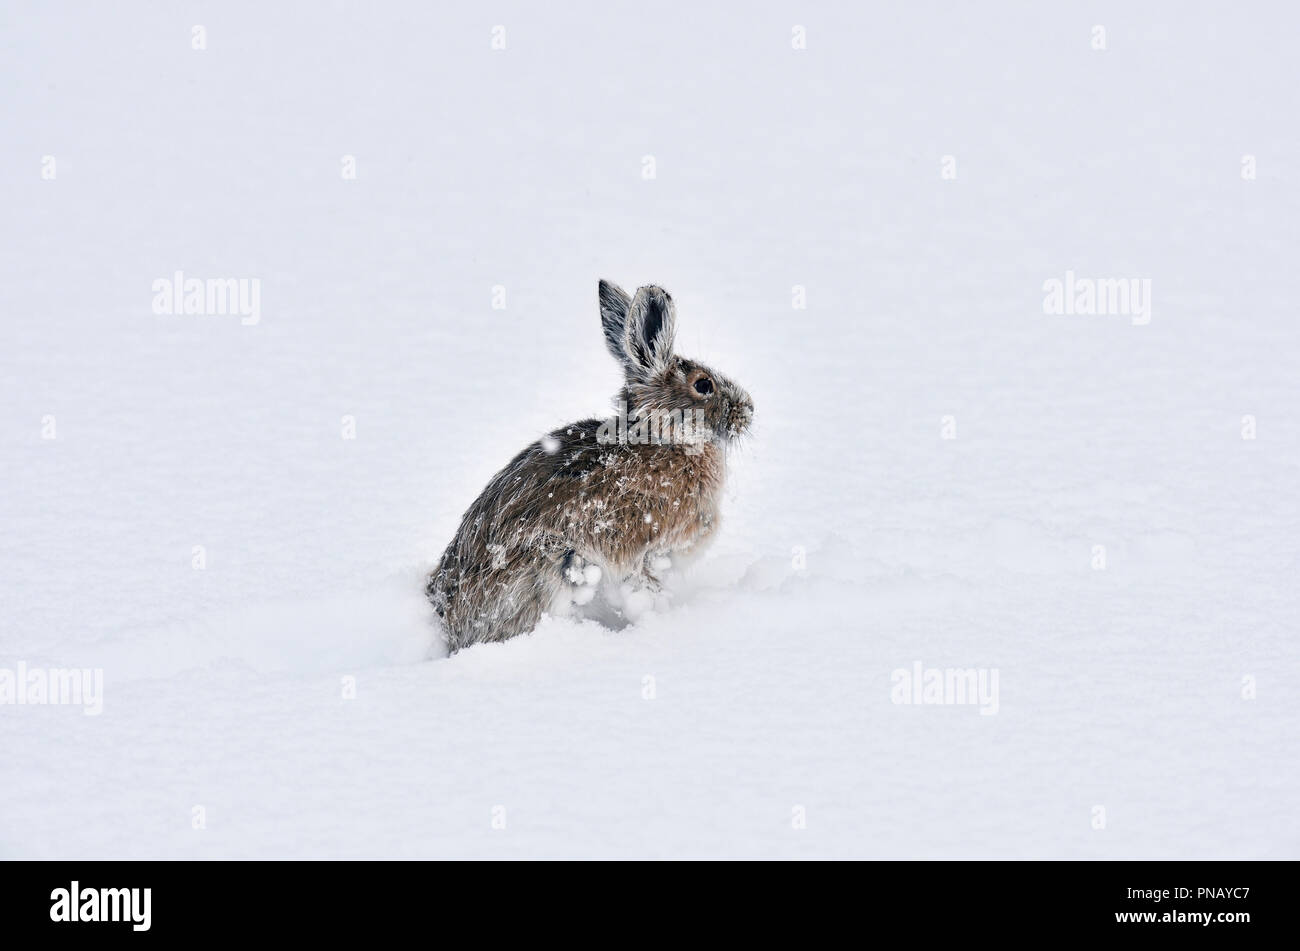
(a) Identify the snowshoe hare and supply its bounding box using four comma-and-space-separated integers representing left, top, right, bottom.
428, 280, 754, 652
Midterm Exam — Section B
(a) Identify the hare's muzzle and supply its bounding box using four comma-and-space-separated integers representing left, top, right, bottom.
724, 393, 754, 438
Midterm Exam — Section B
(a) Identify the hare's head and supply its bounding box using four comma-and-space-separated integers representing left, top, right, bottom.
598, 280, 753, 444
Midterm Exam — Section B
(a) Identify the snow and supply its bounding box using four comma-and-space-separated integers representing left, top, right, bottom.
1, 2, 1297, 858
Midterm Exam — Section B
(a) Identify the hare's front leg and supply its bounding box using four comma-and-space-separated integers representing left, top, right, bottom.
645, 510, 720, 586
617, 549, 675, 621
638, 550, 673, 592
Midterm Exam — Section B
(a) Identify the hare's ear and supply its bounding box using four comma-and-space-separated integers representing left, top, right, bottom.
599, 279, 632, 365
624, 285, 677, 377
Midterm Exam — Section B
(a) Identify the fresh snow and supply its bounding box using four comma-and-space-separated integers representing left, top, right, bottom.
1, 2, 1297, 858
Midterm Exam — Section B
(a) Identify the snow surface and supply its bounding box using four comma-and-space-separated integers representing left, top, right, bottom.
1, 1, 1297, 858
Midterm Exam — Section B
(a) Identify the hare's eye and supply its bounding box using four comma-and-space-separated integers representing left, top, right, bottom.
694, 377, 714, 396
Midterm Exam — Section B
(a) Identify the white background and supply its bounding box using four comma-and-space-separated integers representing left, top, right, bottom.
1, 1, 1296, 857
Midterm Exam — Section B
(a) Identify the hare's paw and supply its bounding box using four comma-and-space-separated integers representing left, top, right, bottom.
647, 553, 673, 576
620, 572, 673, 621
620, 585, 654, 620
553, 551, 602, 612
564, 552, 602, 587
641, 551, 673, 589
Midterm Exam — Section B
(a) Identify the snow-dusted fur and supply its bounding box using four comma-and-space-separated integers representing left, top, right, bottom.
428, 281, 754, 652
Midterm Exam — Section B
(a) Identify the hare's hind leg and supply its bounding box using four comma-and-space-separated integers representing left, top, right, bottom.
430, 553, 555, 651
482, 544, 607, 634
440, 542, 602, 649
